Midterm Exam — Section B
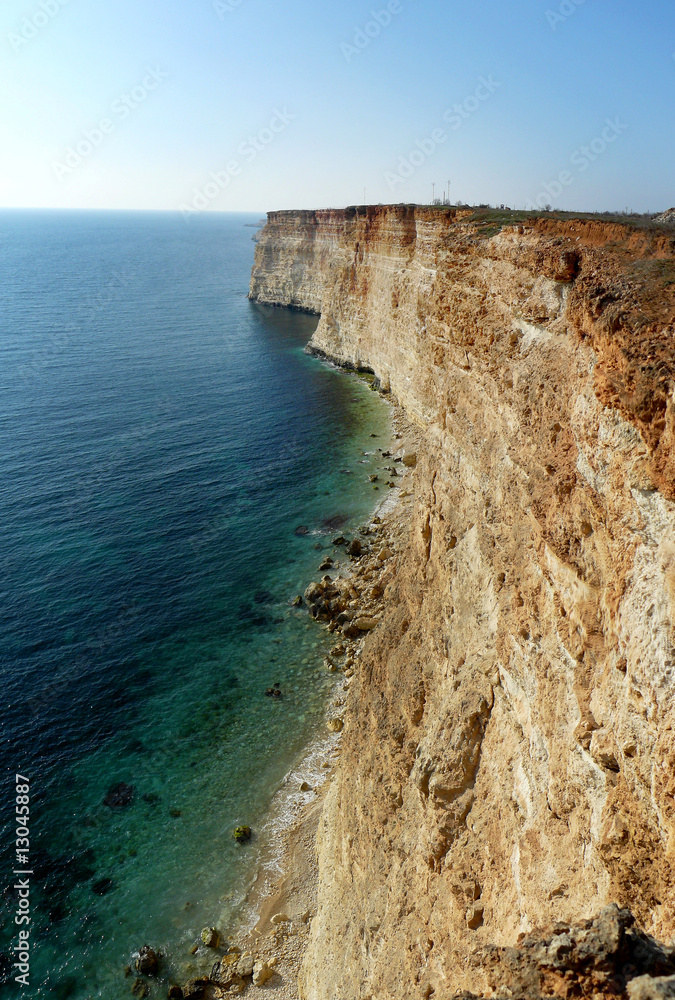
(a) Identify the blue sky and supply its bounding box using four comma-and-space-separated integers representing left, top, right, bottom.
0, 0, 673, 213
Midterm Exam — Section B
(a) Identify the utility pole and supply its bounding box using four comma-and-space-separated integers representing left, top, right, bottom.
432, 182, 435, 204
447, 179, 451, 205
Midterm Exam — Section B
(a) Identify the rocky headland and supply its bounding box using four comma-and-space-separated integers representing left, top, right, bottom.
247, 204, 675, 1000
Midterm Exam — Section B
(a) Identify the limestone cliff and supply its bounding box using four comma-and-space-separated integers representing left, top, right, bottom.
249, 206, 675, 999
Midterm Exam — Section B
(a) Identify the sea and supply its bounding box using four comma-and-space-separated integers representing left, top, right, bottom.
0, 210, 393, 998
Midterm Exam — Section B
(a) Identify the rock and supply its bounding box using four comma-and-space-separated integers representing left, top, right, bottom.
369, 474, 379, 482
291, 595, 303, 607
304, 581, 323, 603
168, 987, 183, 1000
265, 684, 282, 697
332, 535, 346, 545
341, 623, 361, 639
104, 782, 135, 809
354, 616, 378, 631
131, 979, 149, 998
553, 248, 581, 282
182, 980, 207, 999
589, 728, 620, 772
323, 657, 338, 672
92, 877, 114, 896
300, 781, 312, 792
271, 912, 291, 924
348, 538, 362, 557
233, 825, 252, 844
627, 975, 675, 999
377, 547, 393, 561
402, 452, 417, 467
331, 643, 346, 656
319, 559, 334, 571
135, 945, 159, 977
466, 904, 484, 929
236, 954, 255, 978
169, 808, 182, 818
327, 718, 344, 733
200, 927, 219, 948
294, 525, 309, 536
252, 961, 274, 986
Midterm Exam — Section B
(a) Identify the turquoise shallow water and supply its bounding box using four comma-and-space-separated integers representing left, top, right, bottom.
0, 210, 393, 997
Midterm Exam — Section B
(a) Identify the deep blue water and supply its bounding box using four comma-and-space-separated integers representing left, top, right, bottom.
0, 211, 393, 998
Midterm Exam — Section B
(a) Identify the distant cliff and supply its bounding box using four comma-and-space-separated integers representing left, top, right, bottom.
250, 206, 675, 1000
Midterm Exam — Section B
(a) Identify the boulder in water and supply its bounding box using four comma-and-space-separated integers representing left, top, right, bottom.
135, 945, 159, 977
182, 980, 207, 999
200, 927, 219, 948
233, 825, 252, 844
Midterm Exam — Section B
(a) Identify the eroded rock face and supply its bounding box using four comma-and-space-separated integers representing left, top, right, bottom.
250, 207, 675, 1000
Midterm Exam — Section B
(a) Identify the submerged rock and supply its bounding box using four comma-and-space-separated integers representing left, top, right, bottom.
131, 979, 149, 998
322, 514, 348, 530
103, 782, 135, 809
294, 525, 309, 536
291, 595, 303, 607
233, 825, 252, 844
92, 877, 114, 896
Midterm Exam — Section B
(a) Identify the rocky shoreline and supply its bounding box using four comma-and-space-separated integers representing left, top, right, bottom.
124, 400, 419, 1000
181, 409, 417, 999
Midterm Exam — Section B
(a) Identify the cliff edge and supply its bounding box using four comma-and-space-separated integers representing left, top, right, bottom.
249, 205, 675, 1000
